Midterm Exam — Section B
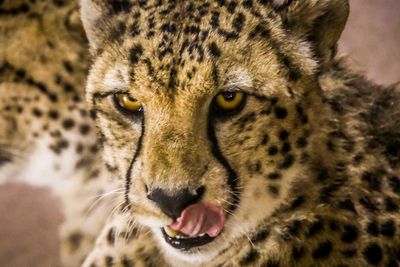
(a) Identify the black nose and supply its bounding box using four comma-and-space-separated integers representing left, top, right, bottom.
147, 186, 205, 219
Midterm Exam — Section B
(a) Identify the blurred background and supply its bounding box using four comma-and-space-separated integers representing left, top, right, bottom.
0, 1, 399, 266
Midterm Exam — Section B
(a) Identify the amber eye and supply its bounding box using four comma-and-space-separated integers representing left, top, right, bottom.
114, 93, 142, 113
214, 91, 245, 112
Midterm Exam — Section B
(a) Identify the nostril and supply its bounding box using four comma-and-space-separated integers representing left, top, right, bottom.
147, 186, 205, 219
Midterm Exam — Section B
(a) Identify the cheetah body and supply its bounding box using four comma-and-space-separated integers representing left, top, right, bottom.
1, 0, 400, 266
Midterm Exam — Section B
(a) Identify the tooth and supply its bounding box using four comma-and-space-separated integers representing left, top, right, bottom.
199, 233, 206, 237
164, 226, 178, 238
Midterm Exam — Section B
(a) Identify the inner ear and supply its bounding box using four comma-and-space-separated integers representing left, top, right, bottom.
280, 0, 349, 68
80, 0, 106, 52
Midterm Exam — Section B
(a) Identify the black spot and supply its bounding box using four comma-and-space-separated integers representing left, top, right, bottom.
388, 176, 400, 193
242, 0, 253, 8
107, 227, 116, 244
268, 146, 278, 156
268, 185, 279, 196
307, 220, 324, 237
337, 199, 357, 213
76, 143, 84, 154
286, 219, 302, 237
366, 220, 379, 236
385, 144, 400, 168
210, 11, 220, 29
226, 1, 237, 13
208, 42, 221, 58
289, 196, 305, 210
296, 137, 307, 148
130, 44, 144, 65
281, 142, 291, 154
341, 224, 359, 243
359, 196, 378, 212
122, 256, 134, 267
292, 246, 304, 260
62, 83, 75, 93
68, 232, 83, 252
352, 154, 364, 165
48, 110, 59, 120
109, 0, 132, 14
62, 118, 75, 130
301, 115, 308, 124
278, 130, 289, 140
232, 13, 245, 32
312, 240, 332, 259
261, 134, 269, 145
363, 243, 382, 265
251, 228, 270, 243
105, 255, 113, 267
32, 108, 42, 117
267, 172, 281, 180
381, 219, 396, 237
79, 124, 91, 135
258, 0, 271, 6
274, 107, 288, 119
361, 171, 381, 191
240, 248, 259, 265
0, 3, 30, 15
279, 154, 295, 169
326, 140, 335, 151
211, 65, 219, 83
384, 197, 399, 212
329, 220, 339, 231
160, 22, 177, 34
316, 168, 329, 182
53, 0, 65, 7
62, 60, 73, 73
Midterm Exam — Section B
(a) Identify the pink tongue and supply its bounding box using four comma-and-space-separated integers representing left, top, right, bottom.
170, 202, 225, 237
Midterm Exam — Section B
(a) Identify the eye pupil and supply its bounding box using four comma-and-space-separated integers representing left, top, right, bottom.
223, 92, 235, 101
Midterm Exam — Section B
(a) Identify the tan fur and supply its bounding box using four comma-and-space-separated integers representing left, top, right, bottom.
1, 0, 400, 266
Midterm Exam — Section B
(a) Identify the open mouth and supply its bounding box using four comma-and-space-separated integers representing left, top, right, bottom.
161, 226, 215, 250
160, 202, 226, 250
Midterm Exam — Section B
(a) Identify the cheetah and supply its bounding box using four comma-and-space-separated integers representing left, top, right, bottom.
2, 0, 400, 266
0, 0, 115, 266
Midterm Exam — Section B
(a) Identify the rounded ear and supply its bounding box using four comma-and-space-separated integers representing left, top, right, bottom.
80, 0, 105, 52
278, 0, 349, 68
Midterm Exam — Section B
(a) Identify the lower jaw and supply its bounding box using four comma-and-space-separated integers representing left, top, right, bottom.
161, 228, 216, 250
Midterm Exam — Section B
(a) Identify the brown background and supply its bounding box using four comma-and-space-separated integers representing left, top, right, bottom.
1, 1, 399, 266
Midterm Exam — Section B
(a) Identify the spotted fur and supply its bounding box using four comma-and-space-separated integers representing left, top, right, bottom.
1, 0, 400, 266
0, 0, 115, 266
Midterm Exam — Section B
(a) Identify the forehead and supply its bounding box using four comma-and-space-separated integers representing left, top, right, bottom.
97, 0, 291, 97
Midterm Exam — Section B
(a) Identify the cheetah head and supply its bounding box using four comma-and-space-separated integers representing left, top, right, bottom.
81, 0, 348, 263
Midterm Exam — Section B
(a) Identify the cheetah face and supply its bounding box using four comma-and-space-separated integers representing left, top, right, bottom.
81, 0, 348, 263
